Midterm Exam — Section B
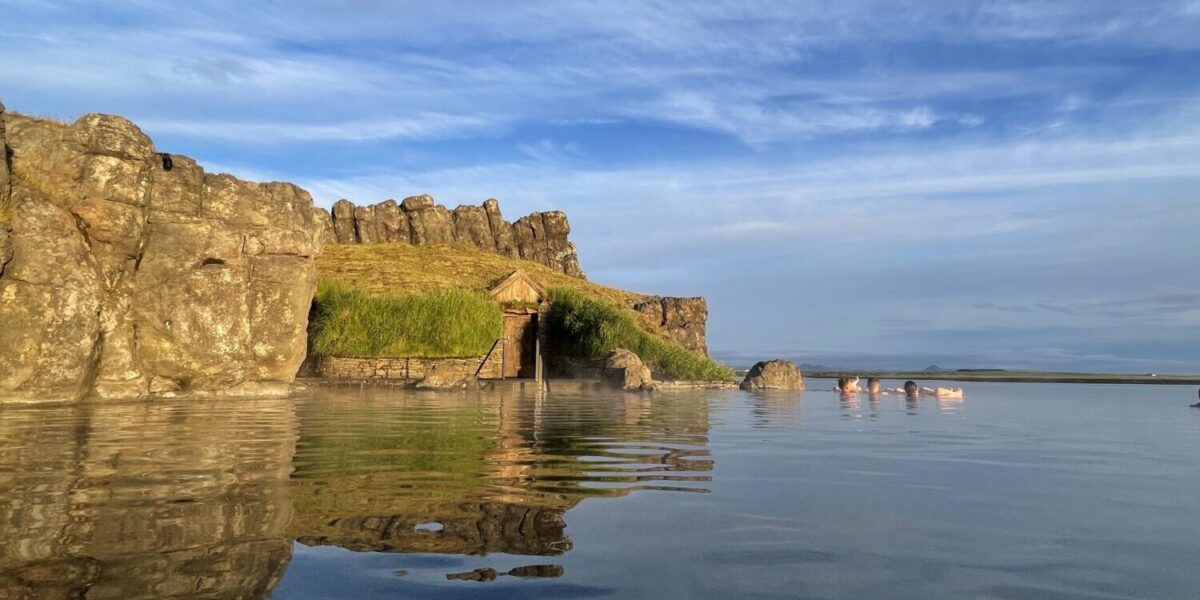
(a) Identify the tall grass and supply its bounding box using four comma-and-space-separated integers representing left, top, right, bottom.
546, 287, 735, 381
310, 279, 503, 358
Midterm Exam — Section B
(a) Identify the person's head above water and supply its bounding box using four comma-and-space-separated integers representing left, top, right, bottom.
867, 377, 881, 393
904, 381, 918, 396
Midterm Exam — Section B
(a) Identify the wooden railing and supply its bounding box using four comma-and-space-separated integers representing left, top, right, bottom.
476, 338, 504, 379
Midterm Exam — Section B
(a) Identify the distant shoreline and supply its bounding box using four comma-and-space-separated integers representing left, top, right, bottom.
802, 371, 1200, 385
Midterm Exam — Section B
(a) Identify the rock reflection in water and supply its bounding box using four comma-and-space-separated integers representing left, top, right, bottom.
287, 387, 712, 558
0, 398, 296, 600
0, 387, 713, 597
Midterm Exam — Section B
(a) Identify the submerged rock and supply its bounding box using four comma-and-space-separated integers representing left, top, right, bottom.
602, 349, 655, 391
414, 362, 475, 390
446, 568, 498, 582
507, 564, 565, 578
0, 108, 323, 402
740, 360, 804, 391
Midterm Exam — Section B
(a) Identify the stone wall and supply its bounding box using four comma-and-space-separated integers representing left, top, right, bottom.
317, 349, 504, 381
317, 196, 585, 278
0, 108, 324, 402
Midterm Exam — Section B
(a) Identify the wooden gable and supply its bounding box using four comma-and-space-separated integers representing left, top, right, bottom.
488, 270, 547, 305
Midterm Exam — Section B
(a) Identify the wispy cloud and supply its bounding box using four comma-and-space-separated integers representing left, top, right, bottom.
138, 114, 499, 144
5, 0, 1200, 370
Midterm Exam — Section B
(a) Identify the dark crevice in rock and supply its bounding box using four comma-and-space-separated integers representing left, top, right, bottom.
68, 211, 98, 256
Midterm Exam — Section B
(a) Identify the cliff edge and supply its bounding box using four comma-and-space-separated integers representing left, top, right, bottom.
0, 104, 324, 402
320, 197, 585, 278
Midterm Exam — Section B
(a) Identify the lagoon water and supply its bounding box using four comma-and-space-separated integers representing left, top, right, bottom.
1, 380, 1198, 599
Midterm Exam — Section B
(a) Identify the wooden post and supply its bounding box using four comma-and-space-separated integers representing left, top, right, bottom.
535, 337, 543, 384
500, 336, 507, 380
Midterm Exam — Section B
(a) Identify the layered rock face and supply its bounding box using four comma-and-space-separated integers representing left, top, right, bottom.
321, 196, 585, 278
631, 296, 710, 356
0, 108, 324, 402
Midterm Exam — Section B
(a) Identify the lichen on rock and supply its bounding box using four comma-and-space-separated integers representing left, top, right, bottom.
0, 107, 324, 402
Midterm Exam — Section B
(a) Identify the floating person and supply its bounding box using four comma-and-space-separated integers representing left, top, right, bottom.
883, 380, 964, 399
921, 384, 964, 399
1191, 387, 1199, 408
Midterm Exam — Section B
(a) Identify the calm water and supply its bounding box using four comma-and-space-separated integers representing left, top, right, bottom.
1, 380, 1198, 599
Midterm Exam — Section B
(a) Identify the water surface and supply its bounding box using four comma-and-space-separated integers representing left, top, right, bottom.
1, 380, 1197, 599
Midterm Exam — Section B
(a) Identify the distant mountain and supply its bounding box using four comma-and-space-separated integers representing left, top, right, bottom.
924, 365, 946, 371
799, 363, 834, 372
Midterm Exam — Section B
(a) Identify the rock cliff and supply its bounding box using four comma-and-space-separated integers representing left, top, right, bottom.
0, 107, 324, 402
322, 196, 585, 278
631, 296, 710, 356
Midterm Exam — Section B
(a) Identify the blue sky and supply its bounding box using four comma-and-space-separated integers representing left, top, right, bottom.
4, 1, 1199, 372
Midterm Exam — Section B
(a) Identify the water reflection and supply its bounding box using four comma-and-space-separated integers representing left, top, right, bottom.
0, 399, 295, 599
0, 388, 713, 597
287, 387, 712, 558
3, 384, 1198, 598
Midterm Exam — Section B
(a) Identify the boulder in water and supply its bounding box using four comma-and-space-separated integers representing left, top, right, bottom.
740, 360, 804, 391
602, 349, 655, 391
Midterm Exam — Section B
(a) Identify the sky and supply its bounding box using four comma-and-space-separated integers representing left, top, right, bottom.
3, 0, 1199, 372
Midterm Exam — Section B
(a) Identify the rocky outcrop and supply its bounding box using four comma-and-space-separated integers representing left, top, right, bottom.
602, 348, 656, 391
0, 101, 11, 279
740, 360, 804, 391
0, 108, 323, 402
631, 296, 709, 355
327, 196, 585, 278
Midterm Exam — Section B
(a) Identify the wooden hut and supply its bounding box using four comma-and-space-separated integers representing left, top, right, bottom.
488, 270, 548, 379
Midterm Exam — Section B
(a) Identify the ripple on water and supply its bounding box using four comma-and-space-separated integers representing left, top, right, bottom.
2, 382, 1199, 598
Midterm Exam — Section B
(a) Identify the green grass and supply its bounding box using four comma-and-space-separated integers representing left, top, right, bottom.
310, 279, 503, 358
545, 287, 735, 382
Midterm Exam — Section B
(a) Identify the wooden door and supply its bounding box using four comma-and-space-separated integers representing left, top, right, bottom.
503, 313, 536, 378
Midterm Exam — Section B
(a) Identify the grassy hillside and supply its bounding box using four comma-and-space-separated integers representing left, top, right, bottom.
316, 242, 734, 380
546, 288, 735, 381
319, 242, 642, 306
310, 280, 503, 358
